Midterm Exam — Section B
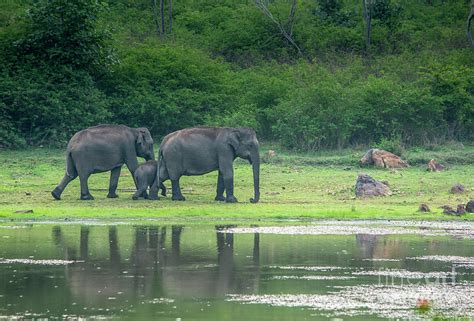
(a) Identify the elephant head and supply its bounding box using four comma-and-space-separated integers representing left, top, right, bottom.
135, 128, 155, 161
229, 128, 260, 203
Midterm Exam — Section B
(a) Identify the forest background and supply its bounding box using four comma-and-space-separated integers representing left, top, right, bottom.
1, 0, 473, 152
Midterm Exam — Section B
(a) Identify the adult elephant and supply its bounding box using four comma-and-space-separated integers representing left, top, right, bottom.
51, 124, 155, 200
150, 127, 260, 203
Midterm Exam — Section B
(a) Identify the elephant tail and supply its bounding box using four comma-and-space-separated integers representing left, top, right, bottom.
65, 152, 77, 178
156, 150, 163, 190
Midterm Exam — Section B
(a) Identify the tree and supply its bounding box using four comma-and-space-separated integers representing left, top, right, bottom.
13, 0, 113, 73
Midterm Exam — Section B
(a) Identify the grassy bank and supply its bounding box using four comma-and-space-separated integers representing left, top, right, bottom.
0, 146, 473, 221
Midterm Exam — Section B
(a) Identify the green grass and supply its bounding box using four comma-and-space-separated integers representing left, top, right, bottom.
0, 146, 473, 221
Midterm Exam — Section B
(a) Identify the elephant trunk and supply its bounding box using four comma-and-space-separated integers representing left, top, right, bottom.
250, 151, 260, 203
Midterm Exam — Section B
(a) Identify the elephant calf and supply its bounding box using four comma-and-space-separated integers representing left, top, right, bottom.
133, 161, 167, 200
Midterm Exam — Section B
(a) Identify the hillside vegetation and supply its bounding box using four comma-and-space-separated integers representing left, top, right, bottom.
0, 0, 473, 151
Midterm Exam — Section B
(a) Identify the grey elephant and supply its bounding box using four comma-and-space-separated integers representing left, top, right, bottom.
132, 160, 167, 200
51, 124, 155, 200
149, 127, 260, 203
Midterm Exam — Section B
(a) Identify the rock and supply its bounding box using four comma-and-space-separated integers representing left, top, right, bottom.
427, 159, 445, 172
418, 203, 430, 212
355, 174, 392, 198
466, 200, 474, 213
360, 149, 409, 169
266, 150, 277, 158
450, 183, 465, 194
441, 205, 456, 215
441, 204, 465, 216
14, 209, 33, 214
25, 192, 31, 196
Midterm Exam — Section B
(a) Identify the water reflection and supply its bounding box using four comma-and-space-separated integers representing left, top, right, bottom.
0, 223, 472, 320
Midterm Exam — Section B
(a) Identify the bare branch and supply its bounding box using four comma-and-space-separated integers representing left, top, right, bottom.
254, 0, 304, 58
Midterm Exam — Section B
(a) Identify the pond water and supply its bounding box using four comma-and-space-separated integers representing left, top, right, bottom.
0, 220, 473, 320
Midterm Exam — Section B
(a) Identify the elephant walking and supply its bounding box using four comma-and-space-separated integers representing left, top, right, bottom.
150, 127, 260, 203
51, 124, 155, 200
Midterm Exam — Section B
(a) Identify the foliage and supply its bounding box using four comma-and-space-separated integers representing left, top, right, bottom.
10, 0, 114, 74
0, 67, 110, 147
0, 0, 472, 151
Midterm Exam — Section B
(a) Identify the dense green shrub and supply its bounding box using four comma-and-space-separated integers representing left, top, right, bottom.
0, 67, 110, 146
100, 43, 237, 136
0, 0, 472, 150
10, 0, 114, 74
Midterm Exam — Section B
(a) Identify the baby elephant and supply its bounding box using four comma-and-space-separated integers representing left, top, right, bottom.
133, 161, 166, 200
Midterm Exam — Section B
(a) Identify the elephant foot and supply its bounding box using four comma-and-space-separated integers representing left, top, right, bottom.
215, 195, 225, 202
148, 193, 159, 200
80, 194, 95, 201
107, 193, 119, 199
225, 196, 238, 203
51, 189, 61, 200
132, 195, 140, 200
172, 195, 186, 201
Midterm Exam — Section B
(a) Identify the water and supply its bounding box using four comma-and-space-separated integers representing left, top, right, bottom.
0, 221, 473, 320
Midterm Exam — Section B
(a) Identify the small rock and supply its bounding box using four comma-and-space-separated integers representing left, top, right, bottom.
343, 167, 352, 171
466, 200, 474, 213
355, 174, 392, 198
450, 183, 465, 194
25, 192, 31, 196
456, 204, 466, 215
441, 205, 456, 215
14, 209, 33, 214
427, 159, 445, 172
266, 150, 277, 158
418, 204, 430, 212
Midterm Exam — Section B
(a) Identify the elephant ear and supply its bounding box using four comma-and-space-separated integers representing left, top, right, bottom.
228, 130, 241, 151
137, 128, 153, 146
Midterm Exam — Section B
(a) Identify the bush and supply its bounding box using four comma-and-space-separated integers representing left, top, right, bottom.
100, 43, 237, 136
0, 67, 110, 146
373, 135, 406, 156
271, 72, 352, 151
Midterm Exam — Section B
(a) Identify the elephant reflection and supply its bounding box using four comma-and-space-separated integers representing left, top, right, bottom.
52, 224, 261, 307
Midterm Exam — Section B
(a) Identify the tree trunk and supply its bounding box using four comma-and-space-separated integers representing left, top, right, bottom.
362, 0, 372, 53
152, 0, 160, 36
160, 0, 165, 35
169, 0, 173, 33
468, 0, 474, 50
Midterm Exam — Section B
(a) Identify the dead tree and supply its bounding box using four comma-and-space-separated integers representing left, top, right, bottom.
254, 0, 304, 57
468, 0, 474, 50
362, 0, 372, 53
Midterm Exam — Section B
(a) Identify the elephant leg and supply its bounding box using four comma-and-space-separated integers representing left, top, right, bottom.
160, 183, 167, 197
223, 177, 238, 203
219, 161, 237, 203
132, 184, 147, 200
171, 179, 185, 201
107, 167, 121, 198
215, 171, 225, 201
79, 172, 94, 200
52, 173, 77, 200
